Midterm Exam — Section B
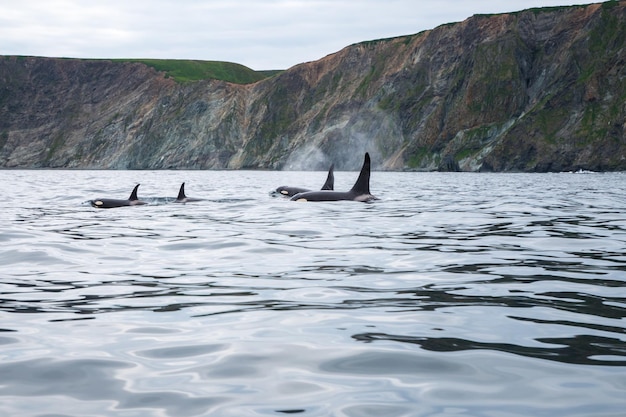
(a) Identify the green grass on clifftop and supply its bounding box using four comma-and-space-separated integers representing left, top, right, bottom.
115, 59, 282, 84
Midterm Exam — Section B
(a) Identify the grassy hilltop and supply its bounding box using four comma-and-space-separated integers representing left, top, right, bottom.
114, 58, 282, 84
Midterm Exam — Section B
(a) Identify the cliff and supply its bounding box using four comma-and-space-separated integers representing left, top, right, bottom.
1, 1, 625, 171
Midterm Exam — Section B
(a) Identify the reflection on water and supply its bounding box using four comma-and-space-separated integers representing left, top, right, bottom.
0, 170, 625, 417
354, 332, 626, 366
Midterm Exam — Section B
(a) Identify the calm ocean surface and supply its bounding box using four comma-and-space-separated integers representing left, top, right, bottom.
0, 169, 625, 417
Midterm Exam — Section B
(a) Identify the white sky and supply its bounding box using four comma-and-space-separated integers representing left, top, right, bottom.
0, 0, 597, 70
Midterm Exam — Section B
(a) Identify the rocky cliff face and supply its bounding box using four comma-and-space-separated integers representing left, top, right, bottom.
1, 2, 625, 171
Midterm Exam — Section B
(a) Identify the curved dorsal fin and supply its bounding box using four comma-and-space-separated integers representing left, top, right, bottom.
350, 153, 371, 194
129, 184, 140, 201
321, 164, 334, 190
177, 182, 186, 200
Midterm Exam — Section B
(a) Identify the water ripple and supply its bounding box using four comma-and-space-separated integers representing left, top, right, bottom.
0, 170, 625, 416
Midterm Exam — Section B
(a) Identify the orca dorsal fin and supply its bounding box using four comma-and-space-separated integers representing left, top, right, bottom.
129, 184, 141, 201
177, 182, 186, 200
321, 164, 334, 190
350, 153, 371, 194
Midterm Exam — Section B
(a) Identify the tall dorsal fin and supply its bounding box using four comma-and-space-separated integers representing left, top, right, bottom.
129, 184, 141, 201
321, 164, 334, 190
177, 182, 186, 200
350, 153, 371, 194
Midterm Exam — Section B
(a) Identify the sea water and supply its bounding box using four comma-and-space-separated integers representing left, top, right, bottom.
0, 169, 625, 417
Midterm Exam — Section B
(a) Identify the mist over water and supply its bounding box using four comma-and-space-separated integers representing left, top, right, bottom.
283, 145, 329, 170
282, 108, 399, 170
1, 169, 625, 417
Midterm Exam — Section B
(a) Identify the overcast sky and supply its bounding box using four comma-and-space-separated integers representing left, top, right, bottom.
1, 0, 596, 70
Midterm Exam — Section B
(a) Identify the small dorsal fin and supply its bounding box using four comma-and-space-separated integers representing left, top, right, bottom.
129, 184, 140, 201
350, 153, 371, 194
321, 164, 334, 190
177, 182, 186, 200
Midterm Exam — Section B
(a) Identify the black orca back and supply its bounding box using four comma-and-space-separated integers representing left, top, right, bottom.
290, 153, 376, 202
90, 184, 144, 208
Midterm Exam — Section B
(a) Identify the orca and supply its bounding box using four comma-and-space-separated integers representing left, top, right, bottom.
275, 164, 334, 197
291, 153, 378, 202
90, 184, 147, 208
174, 182, 202, 203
